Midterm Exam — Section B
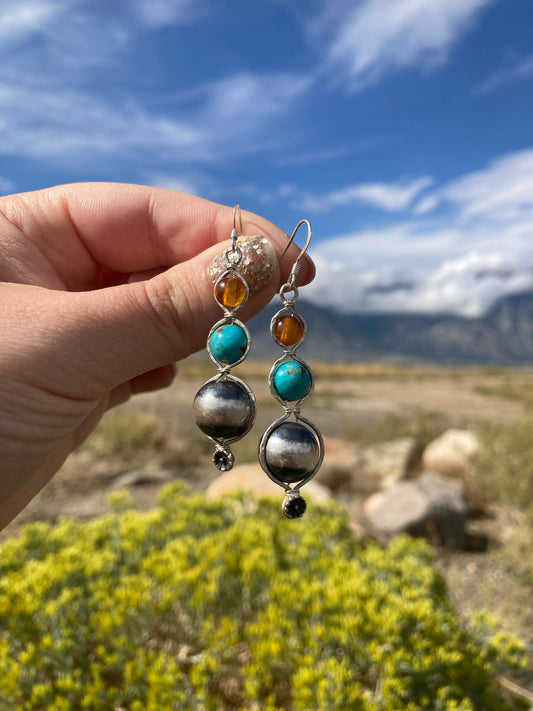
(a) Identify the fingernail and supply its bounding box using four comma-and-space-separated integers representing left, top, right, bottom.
208, 235, 277, 295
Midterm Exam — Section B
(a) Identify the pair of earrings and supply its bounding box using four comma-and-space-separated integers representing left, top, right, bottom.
193, 205, 324, 519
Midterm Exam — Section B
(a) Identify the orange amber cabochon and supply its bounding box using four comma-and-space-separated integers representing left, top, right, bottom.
215, 275, 247, 308
273, 313, 305, 346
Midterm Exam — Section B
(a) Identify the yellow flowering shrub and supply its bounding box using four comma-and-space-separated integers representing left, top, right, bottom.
0, 482, 527, 710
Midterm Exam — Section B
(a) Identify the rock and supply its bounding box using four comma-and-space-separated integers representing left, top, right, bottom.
418, 470, 465, 500
422, 429, 480, 476
317, 438, 360, 492
206, 463, 331, 503
364, 471, 467, 548
318, 436, 420, 495
359, 436, 420, 490
345, 495, 373, 539
111, 464, 174, 489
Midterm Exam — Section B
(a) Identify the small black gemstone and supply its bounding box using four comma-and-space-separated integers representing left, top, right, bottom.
282, 494, 307, 519
213, 449, 234, 471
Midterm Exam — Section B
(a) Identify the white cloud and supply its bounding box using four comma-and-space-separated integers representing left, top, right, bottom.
304, 148, 533, 316
0, 81, 206, 161
311, 0, 495, 90
201, 73, 313, 134
0, 69, 312, 165
308, 234, 533, 316
421, 149, 533, 221
133, 0, 208, 27
417, 252, 533, 316
444, 150, 533, 220
299, 176, 433, 213
0, 5, 133, 82
0, 1, 64, 45
473, 53, 533, 95
0, 0, 206, 75
412, 193, 440, 215
0, 0, 208, 46
311, 223, 461, 274
0, 3, 313, 169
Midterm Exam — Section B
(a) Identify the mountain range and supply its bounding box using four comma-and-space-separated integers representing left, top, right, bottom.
247, 290, 533, 364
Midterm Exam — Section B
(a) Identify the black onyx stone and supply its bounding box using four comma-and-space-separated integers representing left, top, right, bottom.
213, 449, 234, 471
282, 494, 307, 519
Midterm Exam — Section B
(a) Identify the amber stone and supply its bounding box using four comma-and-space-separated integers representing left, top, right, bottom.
272, 313, 305, 347
215, 275, 247, 308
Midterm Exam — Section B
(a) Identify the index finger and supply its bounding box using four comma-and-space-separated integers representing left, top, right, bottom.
2, 183, 314, 289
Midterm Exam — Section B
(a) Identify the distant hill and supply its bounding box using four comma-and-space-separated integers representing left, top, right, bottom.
247, 290, 533, 364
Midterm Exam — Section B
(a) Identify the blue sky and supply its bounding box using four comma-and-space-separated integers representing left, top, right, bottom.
1, 0, 532, 315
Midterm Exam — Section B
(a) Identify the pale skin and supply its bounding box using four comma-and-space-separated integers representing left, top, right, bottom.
0, 183, 314, 529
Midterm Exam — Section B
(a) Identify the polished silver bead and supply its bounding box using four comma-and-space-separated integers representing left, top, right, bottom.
193, 377, 255, 442
263, 421, 321, 484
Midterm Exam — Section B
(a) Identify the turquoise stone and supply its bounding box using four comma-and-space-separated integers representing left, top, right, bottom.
272, 360, 312, 402
209, 324, 248, 365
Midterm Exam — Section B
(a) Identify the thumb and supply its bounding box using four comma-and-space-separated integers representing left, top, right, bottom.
43, 235, 313, 397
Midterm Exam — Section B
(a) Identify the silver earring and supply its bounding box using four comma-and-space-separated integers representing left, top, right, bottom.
193, 204, 256, 472
258, 220, 324, 518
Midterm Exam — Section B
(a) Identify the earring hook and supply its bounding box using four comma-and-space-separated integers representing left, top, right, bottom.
232, 203, 243, 240
226, 202, 243, 267
280, 219, 312, 263
280, 219, 312, 296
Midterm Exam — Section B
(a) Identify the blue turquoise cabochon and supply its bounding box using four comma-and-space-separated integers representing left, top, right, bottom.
209, 323, 249, 365
272, 360, 312, 402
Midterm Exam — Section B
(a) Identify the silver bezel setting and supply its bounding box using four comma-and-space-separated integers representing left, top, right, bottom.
206, 317, 252, 369
270, 305, 307, 351
197, 372, 257, 447
213, 268, 249, 312
258, 413, 324, 492
268, 353, 315, 408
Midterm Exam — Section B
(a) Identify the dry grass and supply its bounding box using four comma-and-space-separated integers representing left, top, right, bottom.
473, 381, 533, 408
82, 411, 165, 457
82, 409, 213, 468
341, 410, 447, 448
479, 412, 533, 517
179, 357, 507, 382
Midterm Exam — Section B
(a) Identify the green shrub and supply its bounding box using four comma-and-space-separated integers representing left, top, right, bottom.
0, 484, 526, 710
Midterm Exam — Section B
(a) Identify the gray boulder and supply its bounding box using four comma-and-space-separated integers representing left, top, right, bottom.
359, 436, 420, 490
364, 471, 467, 548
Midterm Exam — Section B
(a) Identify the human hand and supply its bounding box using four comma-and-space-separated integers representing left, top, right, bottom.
0, 183, 314, 527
